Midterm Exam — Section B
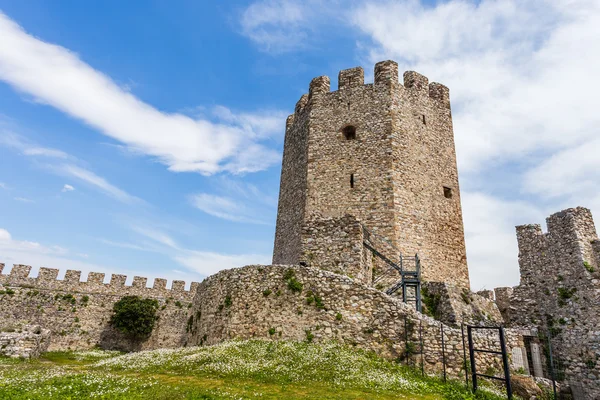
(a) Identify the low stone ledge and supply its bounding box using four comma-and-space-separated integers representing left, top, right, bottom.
0, 325, 51, 358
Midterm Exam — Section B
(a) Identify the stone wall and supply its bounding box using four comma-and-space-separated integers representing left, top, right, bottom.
272, 60, 469, 288
188, 264, 525, 378
0, 325, 51, 358
423, 282, 503, 327
495, 207, 600, 398
300, 214, 372, 284
0, 263, 198, 352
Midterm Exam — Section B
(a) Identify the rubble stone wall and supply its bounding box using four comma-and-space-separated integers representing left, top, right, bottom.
300, 214, 372, 284
0, 325, 51, 358
188, 264, 524, 377
495, 207, 600, 398
0, 263, 198, 352
423, 282, 503, 327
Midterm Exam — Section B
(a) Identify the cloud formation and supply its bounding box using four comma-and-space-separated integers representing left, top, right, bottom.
61, 184, 75, 192
0, 12, 283, 175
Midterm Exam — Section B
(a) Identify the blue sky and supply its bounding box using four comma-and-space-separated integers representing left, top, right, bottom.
0, 0, 599, 290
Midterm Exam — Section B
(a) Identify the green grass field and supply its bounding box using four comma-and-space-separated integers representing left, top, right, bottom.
0, 340, 508, 399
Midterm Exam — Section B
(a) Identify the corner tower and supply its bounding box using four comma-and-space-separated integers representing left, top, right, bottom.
273, 61, 469, 288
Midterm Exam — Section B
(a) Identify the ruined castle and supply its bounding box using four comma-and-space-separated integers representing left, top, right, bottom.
0, 60, 598, 398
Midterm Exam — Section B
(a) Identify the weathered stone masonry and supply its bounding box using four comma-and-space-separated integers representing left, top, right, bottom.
0, 264, 198, 352
273, 61, 469, 289
495, 207, 600, 398
188, 264, 525, 377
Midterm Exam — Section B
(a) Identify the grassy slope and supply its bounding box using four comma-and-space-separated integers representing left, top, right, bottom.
0, 340, 508, 399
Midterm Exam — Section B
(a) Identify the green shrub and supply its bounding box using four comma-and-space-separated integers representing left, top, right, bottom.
175, 301, 183, 308
80, 295, 89, 305
584, 261, 595, 273
263, 289, 272, 297
224, 295, 232, 308
110, 296, 159, 338
268, 328, 276, 336
335, 312, 342, 321
5, 288, 15, 296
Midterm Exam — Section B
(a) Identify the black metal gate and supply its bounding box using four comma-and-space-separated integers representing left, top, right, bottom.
467, 326, 513, 399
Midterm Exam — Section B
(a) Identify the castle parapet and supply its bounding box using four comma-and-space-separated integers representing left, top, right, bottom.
404, 71, 429, 92
374, 60, 399, 85
0, 263, 199, 300
338, 66, 364, 90
309, 76, 330, 98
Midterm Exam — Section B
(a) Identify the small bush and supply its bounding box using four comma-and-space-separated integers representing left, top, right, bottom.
262, 289, 272, 297
110, 296, 159, 339
175, 301, 183, 308
268, 328, 276, 336
224, 295, 232, 308
335, 312, 343, 321
5, 288, 15, 296
80, 295, 89, 305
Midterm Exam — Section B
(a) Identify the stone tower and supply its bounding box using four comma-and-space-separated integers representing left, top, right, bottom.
273, 60, 469, 288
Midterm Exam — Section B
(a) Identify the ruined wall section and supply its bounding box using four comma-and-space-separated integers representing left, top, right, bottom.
300, 214, 372, 284
390, 69, 468, 288
0, 264, 198, 352
272, 96, 311, 264
496, 207, 600, 396
188, 264, 525, 378
422, 282, 503, 327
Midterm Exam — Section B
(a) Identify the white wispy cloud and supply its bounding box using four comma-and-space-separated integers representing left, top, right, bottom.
57, 164, 140, 204
175, 251, 271, 278
0, 182, 7, 190
0, 12, 283, 175
14, 197, 34, 203
120, 224, 271, 278
189, 193, 269, 224
240, 0, 309, 52
61, 184, 75, 192
0, 227, 67, 255
0, 131, 71, 160
23, 147, 68, 159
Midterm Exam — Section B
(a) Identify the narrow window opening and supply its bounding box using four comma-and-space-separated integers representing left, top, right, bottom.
443, 186, 452, 199
350, 174, 355, 188
347, 102, 351, 110
342, 125, 356, 140
422, 114, 426, 124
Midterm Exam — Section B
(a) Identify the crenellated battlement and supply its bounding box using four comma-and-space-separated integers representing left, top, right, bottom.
0, 263, 199, 300
296, 61, 450, 114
